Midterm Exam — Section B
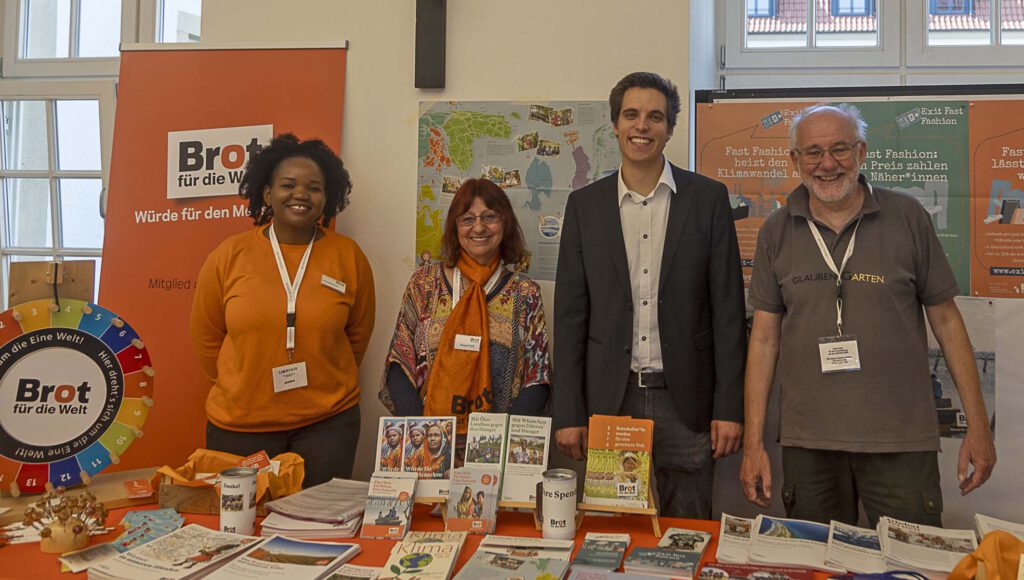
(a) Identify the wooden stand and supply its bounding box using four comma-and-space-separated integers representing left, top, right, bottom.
499, 500, 540, 529
575, 486, 662, 537
415, 495, 448, 526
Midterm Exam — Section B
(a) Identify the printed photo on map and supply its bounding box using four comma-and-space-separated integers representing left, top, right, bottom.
442, 176, 463, 194
551, 108, 574, 127
501, 170, 522, 188
482, 165, 506, 183
516, 132, 539, 151
537, 139, 560, 157
529, 105, 553, 123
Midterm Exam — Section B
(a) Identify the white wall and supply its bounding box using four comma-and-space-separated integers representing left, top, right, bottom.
200, 0, 693, 482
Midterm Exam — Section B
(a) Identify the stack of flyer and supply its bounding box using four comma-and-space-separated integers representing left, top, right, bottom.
361, 472, 417, 540
582, 415, 653, 509
715, 513, 755, 564
824, 521, 885, 574
375, 416, 457, 498
697, 563, 815, 579
87, 524, 261, 579
620, 527, 713, 578
571, 532, 631, 572
877, 516, 977, 577
974, 513, 1024, 540
455, 551, 571, 579
748, 515, 842, 573
476, 534, 575, 559
203, 536, 361, 579
261, 478, 369, 539
446, 467, 501, 534
378, 531, 468, 580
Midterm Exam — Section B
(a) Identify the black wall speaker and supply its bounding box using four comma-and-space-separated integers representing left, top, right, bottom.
415, 0, 446, 89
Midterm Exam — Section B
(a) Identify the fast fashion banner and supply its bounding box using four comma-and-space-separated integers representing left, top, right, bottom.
99, 45, 347, 471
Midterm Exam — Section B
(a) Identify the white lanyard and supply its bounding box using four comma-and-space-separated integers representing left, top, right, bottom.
806, 218, 861, 336
451, 265, 504, 309
269, 225, 316, 359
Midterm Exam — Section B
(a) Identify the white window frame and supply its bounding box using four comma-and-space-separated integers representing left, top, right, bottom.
724, 0, 901, 69
0, 79, 116, 304
906, 0, 1024, 66
1, 0, 139, 78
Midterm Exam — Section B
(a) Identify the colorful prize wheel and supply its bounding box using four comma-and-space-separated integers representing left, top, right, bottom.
0, 299, 155, 495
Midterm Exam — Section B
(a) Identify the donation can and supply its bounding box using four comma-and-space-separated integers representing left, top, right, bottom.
537, 468, 577, 540
219, 466, 258, 535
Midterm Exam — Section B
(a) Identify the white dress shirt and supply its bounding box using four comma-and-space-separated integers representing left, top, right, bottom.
617, 158, 676, 372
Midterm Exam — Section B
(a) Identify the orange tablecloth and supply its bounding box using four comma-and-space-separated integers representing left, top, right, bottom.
0, 504, 829, 579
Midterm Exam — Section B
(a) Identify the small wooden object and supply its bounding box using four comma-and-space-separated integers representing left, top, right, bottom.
7, 260, 95, 304
575, 487, 662, 537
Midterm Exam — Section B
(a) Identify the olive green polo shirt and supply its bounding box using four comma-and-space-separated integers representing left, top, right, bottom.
749, 178, 959, 453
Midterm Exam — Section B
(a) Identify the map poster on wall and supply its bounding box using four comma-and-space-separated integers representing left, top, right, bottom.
969, 101, 1024, 297
695, 100, 971, 293
416, 101, 621, 281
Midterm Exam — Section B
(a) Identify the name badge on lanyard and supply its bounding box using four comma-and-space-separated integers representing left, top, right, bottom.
807, 218, 863, 374
269, 225, 315, 389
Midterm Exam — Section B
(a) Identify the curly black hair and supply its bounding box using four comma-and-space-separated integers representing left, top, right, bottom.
238, 133, 352, 226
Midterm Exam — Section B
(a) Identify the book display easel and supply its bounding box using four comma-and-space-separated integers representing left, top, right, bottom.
578, 490, 662, 537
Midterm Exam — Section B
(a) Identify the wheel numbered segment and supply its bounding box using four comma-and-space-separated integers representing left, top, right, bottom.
0, 299, 155, 495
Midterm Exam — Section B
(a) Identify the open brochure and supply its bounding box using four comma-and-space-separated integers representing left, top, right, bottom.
716, 513, 755, 564
87, 524, 261, 580
203, 535, 360, 579
454, 550, 570, 580
824, 520, 885, 574
264, 478, 369, 524
375, 416, 456, 498
749, 515, 842, 573
878, 516, 977, 575
975, 513, 1024, 540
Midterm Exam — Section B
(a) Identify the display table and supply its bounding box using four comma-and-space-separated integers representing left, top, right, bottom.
1, 504, 830, 579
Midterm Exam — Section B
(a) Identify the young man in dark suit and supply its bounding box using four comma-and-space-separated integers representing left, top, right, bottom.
553, 72, 747, 517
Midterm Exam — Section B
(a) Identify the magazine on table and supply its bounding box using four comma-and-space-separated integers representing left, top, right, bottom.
264, 478, 369, 524
377, 534, 465, 580
582, 415, 653, 509
464, 412, 509, 470
453, 550, 571, 580
824, 520, 885, 574
59, 542, 120, 573
571, 532, 631, 571
975, 513, 1024, 540
403, 530, 469, 545
878, 516, 977, 575
658, 527, 713, 557
375, 415, 457, 498
322, 564, 383, 580
361, 472, 417, 540
716, 513, 755, 564
445, 467, 501, 534
478, 534, 575, 560
203, 535, 360, 579
500, 414, 552, 503
697, 562, 817, 579
623, 547, 701, 578
749, 514, 841, 572
86, 524, 261, 580
260, 511, 361, 539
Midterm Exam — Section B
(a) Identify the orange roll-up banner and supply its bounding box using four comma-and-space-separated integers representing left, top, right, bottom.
100, 45, 347, 471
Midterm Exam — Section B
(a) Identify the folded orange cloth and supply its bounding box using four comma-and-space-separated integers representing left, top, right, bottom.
152, 448, 304, 502
949, 530, 1023, 580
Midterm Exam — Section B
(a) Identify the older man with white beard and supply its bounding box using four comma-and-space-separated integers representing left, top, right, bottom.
739, 104, 995, 527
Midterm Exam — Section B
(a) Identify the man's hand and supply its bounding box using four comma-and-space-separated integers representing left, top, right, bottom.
958, 427, 996, 495
555, 426, 588, 461
710, 420, 742, 459
740, 447, 772, 508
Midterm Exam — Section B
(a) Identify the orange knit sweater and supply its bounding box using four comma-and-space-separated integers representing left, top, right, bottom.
190, 225, 375, 431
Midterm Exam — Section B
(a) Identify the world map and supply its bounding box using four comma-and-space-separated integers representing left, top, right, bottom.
417, 101, 620, 281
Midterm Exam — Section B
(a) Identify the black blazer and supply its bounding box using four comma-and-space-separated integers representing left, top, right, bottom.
552, 164, 746, 433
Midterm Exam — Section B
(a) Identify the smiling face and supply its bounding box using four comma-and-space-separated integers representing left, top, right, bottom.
614, 87, 672, 170
790, 109, 867, 208
263, 156, 326, 243
456, 196, 504, 265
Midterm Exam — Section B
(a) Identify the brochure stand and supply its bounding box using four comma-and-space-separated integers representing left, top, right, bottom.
576, 487, 662, 537
498, 500, 539, 529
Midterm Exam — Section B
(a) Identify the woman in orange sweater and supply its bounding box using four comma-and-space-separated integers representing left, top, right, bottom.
190, 134, 375, 487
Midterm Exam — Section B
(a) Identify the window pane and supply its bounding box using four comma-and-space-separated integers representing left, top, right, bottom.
3, 178, 53, 248
1002, 0, 1024, 45
160, 0, 202, 42
818, 0, 879, 46
2, 101, 49, 171
747, 0, 808, 48
55, 100, 101, 171
23, 0, 72, 58
929, 0, 993, 45
78, 0, 122, 57
58, 179, 104, 248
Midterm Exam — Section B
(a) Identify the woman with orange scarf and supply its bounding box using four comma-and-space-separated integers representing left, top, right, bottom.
380, 179, 551, 436
405, 422, 452, 478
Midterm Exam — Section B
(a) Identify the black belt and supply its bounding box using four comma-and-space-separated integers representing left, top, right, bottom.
627, 370, 666, 388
